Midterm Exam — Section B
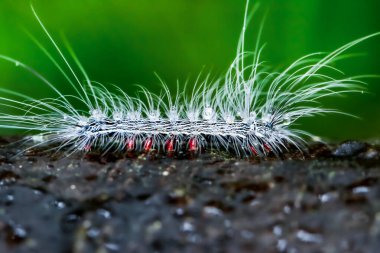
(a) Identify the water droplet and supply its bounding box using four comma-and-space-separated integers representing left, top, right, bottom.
277, 239, 287, 252
105, 242, 120, 252
352, 186, 370, 194
5, 223, 27, 244
5, 194, 14, 205
318, 192, 338, 203
181, 221, 194, 232
273, 225, 282, 236
0, 171, 20, 185
97, 209, 111, 219
203, 206, 223, 217
86, 227, 100, 238
296, 230, 323, 244
282, 114, 291, 126
283, 205, 291, 214
175, 208, 185, 216
53, 200, 66, 209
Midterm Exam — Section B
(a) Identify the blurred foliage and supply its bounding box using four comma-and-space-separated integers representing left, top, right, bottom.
0, 0, 379, 139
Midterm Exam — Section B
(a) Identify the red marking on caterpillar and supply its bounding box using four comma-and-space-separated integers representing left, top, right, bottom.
249, 146, 258, 156
126, 138, 135, 151
188, 138, 197, 152
264, 144, 271, 153
165, 138, 175, 153
143, 137, 153, 152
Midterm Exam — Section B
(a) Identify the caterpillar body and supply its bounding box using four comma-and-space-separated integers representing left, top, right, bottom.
0, 1, 378, 158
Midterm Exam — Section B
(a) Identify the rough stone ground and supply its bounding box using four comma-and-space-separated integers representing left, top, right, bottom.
0, 137, 379, 253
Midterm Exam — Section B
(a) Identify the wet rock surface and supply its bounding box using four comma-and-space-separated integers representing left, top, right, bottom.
0, 138, 380, 253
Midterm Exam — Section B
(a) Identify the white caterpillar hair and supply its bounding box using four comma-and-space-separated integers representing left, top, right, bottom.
0, 1, 379, 157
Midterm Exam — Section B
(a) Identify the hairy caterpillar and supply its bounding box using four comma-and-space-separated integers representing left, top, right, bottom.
0, 1, 378, 158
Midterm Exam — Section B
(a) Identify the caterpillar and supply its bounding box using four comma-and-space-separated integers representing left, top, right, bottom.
0, 1, 378, 158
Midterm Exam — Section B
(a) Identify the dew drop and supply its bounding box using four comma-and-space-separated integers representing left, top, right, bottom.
203, 206, 223, 217
282, 114, 291, 126
0, 171, 20, 186
105, 242, 120, 252
296, 230, 323, 244
181, 221, 195, 232
352, 186, 370, 194
273, 225, 283, 237
53, 200, 66, 209
318, 192, 338, 203
277, 239, 287, 252
86, 227, 100, 238
5, 224, 28, 244
96, 208, 112, 219
5, 194, 14, 205
175, 208, 185, 216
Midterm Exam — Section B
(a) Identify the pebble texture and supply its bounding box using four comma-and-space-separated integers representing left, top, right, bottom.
0, 138, 379, 253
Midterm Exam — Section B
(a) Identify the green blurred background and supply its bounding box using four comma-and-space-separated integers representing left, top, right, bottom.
0, 0, 379, 140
